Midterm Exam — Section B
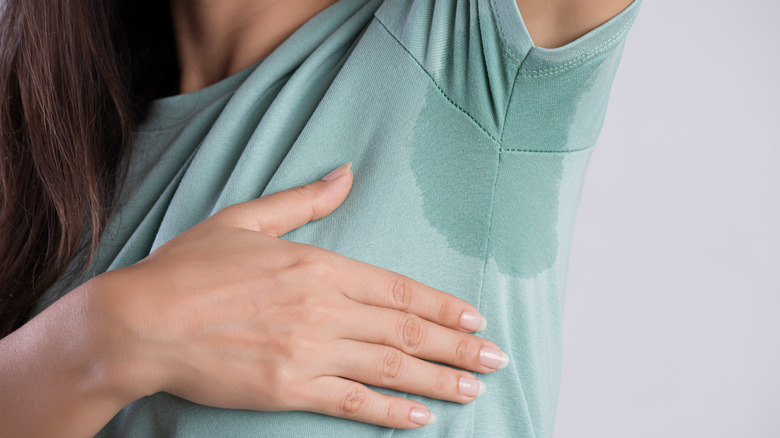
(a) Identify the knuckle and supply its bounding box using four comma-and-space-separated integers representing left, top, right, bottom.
265, 366, 295, 400
282, 246, 331, 280
378, 349, 404, 385
432, 369, 451, 395
386, 275, 413, 311
436, 299, 454, 325
339, 386, 369, 417
454, 338, 473, 363
277, 259, 302, 283
396, 314, 425, 352
385, 402, 399, 424
276, 260, 315, 290
300, 251, 333, 279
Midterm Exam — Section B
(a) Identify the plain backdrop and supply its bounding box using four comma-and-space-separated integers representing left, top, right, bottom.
553, 1, 780, 437
0, 0, 773, 436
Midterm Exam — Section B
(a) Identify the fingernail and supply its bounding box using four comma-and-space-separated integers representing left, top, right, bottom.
459, 377, 486, 397
322, 162, 352, 181
460, 311, 487, 332
479, 347, 509, 370
410, 408, 437, 426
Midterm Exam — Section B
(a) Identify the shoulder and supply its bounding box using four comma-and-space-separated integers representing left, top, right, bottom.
515, 0, 636, 48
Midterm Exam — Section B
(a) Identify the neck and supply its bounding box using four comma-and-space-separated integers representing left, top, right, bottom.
170, 0, 338, 94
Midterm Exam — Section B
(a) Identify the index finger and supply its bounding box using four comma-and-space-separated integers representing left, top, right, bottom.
329, 253, 487, 333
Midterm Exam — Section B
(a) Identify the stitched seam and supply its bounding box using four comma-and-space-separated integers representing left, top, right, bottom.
497, 33, 540, 150
474, 145, 501, 413
500, 144, 596, 154
487, 0, 523, 66
519, 16, 636, 77
374, 17, 501, 145
498, 62, 525, 148
497, 79, 515, 149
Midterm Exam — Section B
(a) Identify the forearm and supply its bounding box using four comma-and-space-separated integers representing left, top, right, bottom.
0, 279, 143, 437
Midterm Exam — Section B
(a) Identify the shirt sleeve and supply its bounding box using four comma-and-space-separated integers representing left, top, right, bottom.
374, 0, 641, 147
498, 0, 642, 151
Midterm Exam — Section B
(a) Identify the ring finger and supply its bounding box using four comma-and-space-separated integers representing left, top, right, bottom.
328, 339, 486, 404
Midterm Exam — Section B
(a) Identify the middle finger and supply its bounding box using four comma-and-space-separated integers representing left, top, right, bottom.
328, 339, 487, 404
338, 303, 508, 374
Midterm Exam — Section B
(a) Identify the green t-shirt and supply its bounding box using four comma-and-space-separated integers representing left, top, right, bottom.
34, 0, 641, 436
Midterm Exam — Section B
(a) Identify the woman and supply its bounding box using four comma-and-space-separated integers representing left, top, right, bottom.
0, 0, 640, 436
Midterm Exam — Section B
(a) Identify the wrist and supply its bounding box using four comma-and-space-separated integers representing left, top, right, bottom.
0, 272, 153, 436
80, 269, 164, 404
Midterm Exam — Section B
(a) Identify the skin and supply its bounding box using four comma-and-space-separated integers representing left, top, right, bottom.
172, 0, 342, 94
0, 0, 637, 436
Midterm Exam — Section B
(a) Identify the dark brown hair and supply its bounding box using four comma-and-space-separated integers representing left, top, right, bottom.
0, 0, 177, 337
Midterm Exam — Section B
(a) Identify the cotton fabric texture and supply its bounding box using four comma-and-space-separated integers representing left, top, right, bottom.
33, 0, 641, 436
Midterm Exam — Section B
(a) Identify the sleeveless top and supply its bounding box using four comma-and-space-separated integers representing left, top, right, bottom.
33, 0, 641, 436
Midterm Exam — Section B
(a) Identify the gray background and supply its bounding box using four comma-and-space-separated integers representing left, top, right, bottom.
554, 1, 780, 437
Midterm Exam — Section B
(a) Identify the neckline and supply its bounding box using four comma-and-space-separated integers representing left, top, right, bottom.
136, 59, 262, 131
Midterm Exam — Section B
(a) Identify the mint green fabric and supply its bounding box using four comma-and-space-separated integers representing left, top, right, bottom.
33, 0, 640, 436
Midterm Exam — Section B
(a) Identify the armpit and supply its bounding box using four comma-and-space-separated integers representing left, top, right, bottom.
516, 0, 636, 48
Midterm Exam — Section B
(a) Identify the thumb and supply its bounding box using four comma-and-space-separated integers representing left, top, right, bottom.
229, 162, 353, 237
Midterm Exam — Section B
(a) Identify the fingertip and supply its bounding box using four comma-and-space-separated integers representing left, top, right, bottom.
321, 162, 354, 199
459, 376, 487, 399
309, 162, 354, 221
479, 347, 510, 371
321, 162, 353, 182
477, 315, 487, 332
409, 407, 437, 427
460, 310, 487, 332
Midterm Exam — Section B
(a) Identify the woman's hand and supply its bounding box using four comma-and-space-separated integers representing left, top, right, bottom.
93, 163, 507, 429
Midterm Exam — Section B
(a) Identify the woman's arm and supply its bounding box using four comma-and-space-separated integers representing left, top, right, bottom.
0, 281, 142, 437
517, 0, 636, 48
0, 164, 505, 437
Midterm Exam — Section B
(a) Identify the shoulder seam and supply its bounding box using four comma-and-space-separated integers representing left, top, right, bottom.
498, 67, 520, 147
487, 0, 524, 67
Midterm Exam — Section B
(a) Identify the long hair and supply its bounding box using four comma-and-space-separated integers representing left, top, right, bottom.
0, 0, 177, 337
